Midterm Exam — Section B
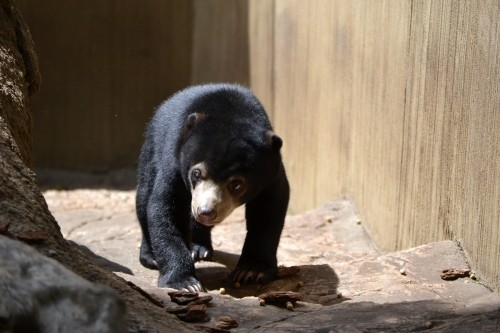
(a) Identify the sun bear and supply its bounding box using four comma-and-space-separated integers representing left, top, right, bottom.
136, 83, 289, 291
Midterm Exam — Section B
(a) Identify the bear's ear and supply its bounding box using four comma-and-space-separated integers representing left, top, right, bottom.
185, 112, 206, 131
265, 130, 283, 151
182, 112, 206, 140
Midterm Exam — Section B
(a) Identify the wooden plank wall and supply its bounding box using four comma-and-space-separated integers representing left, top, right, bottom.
263, 0, 499, 291
18, 0, 193, 170
191, 0, 250, 85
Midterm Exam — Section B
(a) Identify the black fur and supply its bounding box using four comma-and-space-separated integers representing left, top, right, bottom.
136, 84, 289, 290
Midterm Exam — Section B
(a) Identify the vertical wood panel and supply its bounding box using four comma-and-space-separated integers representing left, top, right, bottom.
275, 0, 320, 211
274, 0, 410, 228
248, 0, 275, 115
441, 0, 499, 289
19, 0, 192, 170
191, 0, 249, 85
346, 1, 410, 249
272, 0, 498, 290
399, 0, 499, 290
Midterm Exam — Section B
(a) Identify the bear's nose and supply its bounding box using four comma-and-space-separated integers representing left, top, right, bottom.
197, 207, 217, 223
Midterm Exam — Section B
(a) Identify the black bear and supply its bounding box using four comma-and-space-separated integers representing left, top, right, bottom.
136, 83, 289, 291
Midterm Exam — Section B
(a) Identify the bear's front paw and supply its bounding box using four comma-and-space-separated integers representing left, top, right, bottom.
191, 243, 214, 262
231, 263, 277, 285
158, 274, 204, 292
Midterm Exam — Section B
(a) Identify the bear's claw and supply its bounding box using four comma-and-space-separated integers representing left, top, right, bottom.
139, 254, 158, 270
232, 267, 275, 285
191, 244, 213, 262
158, 275, 205, 292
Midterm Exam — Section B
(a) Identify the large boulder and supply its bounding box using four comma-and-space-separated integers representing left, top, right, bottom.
0, 236, 125, 333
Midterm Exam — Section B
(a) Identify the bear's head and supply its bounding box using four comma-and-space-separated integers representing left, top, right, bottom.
179, 112, 283, 226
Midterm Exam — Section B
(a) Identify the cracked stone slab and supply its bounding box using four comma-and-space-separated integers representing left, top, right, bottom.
43, 190, 500, 332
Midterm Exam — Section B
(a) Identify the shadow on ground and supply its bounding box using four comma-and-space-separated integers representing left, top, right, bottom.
71, 241, 134, 275
197, 250, 340, 304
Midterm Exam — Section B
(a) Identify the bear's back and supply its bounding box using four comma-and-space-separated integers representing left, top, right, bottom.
153, 84, 271, 132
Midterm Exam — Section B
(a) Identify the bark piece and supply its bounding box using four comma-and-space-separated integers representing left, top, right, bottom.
258, 291, 302, 305
441, 268, 471, 280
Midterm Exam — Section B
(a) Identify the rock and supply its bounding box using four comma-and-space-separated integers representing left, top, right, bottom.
0, 236, 126, 333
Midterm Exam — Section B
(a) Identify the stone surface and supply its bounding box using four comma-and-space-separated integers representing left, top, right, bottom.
43, 189, 500, 332
0, 236, 125, 333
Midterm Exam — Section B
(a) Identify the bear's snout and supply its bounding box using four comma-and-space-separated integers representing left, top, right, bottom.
191, 176, 240, 226
196, 207, 217, 225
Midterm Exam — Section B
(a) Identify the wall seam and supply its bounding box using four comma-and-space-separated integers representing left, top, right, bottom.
397, 0, 414, 250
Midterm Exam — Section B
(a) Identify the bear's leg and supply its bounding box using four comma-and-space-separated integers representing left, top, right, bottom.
147, 173, 203, 291
136, 166, 158, 269
233, 170, 290, 284
191, 219, 214, 262
139, 238, 158, 269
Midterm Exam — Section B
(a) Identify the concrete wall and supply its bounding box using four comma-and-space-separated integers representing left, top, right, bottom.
18, 1, 499, 291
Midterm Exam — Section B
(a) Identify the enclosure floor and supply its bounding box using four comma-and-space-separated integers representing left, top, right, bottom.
43, 189, 500, 332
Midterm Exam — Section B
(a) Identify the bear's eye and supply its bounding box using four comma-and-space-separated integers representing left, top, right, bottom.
191, 169, 202, 181
229, 179, 244, 194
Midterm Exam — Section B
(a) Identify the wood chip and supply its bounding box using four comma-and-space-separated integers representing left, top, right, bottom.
258, 291, 301, 306
188, 295, 213, 305
168, 291, 212, 306
440, 268, 471, 280
168, 291, 200, 305
177, 304, 209, 323
165, 305, 189, 315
